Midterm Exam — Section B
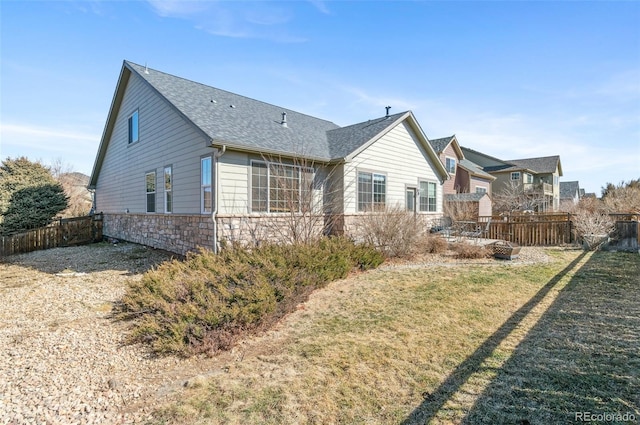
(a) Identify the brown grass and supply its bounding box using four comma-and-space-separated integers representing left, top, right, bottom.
147, 248, 639, 424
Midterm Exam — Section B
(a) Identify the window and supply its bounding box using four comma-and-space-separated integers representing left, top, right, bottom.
511, 172, 521, 180
525, 173, 533, 184
476, 186, 487, 194
419, 180, 437, 212
145, 171, 156, 213
251, 162, 268, 212
201, 157, 212, 214
128, 110, 139, 144
164, 166, 172, 213
250, 161, 314, 213
357, 171, 386, 211
553, 176, 559, 185
406, 188, 416, 212
445, 157, 456, 174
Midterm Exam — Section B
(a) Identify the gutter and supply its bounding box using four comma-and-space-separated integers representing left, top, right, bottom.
212, 144, 227, 253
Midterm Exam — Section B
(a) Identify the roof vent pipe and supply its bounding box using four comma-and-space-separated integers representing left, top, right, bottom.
281, 112, 288, 128
385, 106, 391, 118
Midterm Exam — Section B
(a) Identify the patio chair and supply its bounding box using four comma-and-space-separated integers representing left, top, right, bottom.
430, 217, 453, 237
460, 218, 491, 239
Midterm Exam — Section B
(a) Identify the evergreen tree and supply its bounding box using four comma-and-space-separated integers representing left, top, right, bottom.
0, 157, 69, 234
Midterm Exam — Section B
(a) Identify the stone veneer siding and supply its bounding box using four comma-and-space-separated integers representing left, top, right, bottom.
103, 213, 215, 256
342, 213, 442, 242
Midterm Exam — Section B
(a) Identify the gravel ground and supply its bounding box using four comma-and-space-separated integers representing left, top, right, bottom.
0, 240, 556, 424
0, 243, 197, 425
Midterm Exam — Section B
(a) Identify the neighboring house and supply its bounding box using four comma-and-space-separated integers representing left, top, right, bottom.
429, 135, 495, 218
559, 181, 581, 210
461, 147, 563, 212
89, 61, 448, 255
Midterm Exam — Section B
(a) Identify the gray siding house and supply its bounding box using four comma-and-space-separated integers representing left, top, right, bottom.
89, 61, 448, 255
461, 147, 563, 212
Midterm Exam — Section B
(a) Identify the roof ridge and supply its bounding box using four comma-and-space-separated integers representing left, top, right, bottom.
125, 60, 339, 127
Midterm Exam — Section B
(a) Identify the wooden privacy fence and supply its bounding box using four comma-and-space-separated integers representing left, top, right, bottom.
477, 213, 639, 247
482, 218, 573, 246
0, 213, 103, 257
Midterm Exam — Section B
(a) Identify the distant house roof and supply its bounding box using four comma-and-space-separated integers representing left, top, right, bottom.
462, 146, 563, 177
505, 156, 563, 176
458, 158, 496, 181
444, 192, 490, 202
560, 181, 580, 199
429, 136, 455, 154
90, 61, 448, 187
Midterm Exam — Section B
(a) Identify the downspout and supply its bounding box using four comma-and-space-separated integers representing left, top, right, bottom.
212, 144, 227, 253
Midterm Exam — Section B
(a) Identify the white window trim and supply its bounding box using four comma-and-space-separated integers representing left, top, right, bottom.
445, 156, 457, 174
201, 156, 212, 214
145, 171, 156, 213
357, 169, 387, 212
418, 179, 438, 213
128, 109, 139, 144
164, 165, 172, 214
511, 172, 521, 180
475, 186, 487, 194
249, 160, 315, 214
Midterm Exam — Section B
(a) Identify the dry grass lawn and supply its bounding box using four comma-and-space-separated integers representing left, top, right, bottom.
149, 248, 639, 425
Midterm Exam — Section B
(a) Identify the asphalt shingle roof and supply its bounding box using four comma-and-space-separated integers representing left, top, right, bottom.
560, 181, 580, 199
444, 192, 488, 202
428, 136, 455, 154
126, 61, 404, 161
458, 158, 495, 180
506, 156, 561, 174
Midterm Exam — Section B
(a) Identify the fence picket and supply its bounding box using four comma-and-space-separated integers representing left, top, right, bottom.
0, 214, 103, 257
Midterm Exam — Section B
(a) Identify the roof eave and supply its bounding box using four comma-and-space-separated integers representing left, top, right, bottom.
89, 62, 131, 189
208, 141, 332, 164
344, 111, 449, 183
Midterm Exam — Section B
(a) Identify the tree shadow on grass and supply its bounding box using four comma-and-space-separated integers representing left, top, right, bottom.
402, 251, 588, 424
404, 250, 640, 425
461, 251, 640, 424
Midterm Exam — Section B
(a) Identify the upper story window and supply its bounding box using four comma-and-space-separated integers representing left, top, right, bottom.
128, 110, 139, 144
164, 166, 172, 213
201, 157, 212, 214
525, 173, 533, 184
445, 157, 456, 174
251, 161, 314, 213
553, 176, 559, 185
419, 180, 437, 212
476, 186, 487, 194
511, 172, 521, 180
145, 171, 156, 213
357, 171, 386, 212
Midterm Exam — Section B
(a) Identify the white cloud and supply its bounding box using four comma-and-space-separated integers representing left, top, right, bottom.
0, 123, 99, 175
145, 0, 308, 42
307, 0, 330, 15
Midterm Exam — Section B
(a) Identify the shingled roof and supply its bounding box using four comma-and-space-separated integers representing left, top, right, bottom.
458, 158, 496, 180
125, 61, 415, 161
428, 136, 456, 154
506, 156, 563, 175
90, 61, 448, 187
560, 181, 580, 199
444, 192, 489, 202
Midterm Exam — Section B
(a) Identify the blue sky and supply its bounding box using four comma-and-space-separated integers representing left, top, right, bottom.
1, 0, 639, 195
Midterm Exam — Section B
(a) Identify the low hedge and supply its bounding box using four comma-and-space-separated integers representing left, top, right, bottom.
116, 237, 383, 357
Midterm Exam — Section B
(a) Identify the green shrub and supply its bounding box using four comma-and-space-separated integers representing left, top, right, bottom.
116, 237, 383, 356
